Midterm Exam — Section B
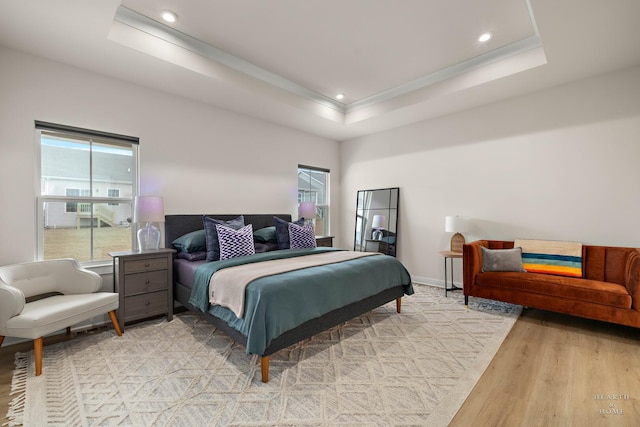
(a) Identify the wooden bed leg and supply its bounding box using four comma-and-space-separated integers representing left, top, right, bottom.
261, 356, 269, 383
396, 297, 402, 313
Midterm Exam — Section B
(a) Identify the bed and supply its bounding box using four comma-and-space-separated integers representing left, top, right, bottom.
165, 213, 413, 382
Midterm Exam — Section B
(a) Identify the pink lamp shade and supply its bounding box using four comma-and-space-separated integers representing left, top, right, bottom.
298, 201, 316, 219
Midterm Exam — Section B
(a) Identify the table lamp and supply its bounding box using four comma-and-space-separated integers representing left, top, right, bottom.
298, 201, 316, 224
133, 196, 164, 251
371, 214, 386, 240
445, 215, 468, 252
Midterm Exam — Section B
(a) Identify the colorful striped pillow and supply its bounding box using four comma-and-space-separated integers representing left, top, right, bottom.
514, 239, 582, 278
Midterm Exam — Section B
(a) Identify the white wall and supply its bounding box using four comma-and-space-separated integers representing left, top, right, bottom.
340, 65, 640, 287
0, 46, 340, 266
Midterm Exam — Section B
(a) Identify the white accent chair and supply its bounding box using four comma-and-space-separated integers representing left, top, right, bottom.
0, 258, 122, 376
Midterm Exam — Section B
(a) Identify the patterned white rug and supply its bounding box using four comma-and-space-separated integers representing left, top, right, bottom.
7, 284, 520, 426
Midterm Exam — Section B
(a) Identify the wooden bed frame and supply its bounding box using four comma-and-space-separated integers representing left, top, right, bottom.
165, 214, 405, 382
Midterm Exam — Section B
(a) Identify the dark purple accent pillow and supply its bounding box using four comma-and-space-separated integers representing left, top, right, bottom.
274, 216, 305, 250
254, 242, 280, 253
177, 251, 207, 261
203, 215, 245, 261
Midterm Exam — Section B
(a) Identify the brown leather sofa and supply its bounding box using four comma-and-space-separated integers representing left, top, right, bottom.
463, 240, 640, 328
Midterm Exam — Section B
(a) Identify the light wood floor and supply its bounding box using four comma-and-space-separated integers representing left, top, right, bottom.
451, 308, 640, 427
2, 309, 639, 426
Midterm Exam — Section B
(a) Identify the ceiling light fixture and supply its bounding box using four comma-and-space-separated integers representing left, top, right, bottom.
161, 11, 177, 23
478, 32, 492, 42
336, 93, 345, 100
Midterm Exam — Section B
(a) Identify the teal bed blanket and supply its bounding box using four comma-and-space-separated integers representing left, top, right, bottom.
189, 247, 413, 355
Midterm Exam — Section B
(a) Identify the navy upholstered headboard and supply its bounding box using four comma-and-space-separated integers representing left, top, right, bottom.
164, 214, 292, 250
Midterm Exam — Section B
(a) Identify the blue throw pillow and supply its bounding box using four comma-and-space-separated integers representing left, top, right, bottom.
253, 226, 278, 244
172, 229, 207, 253
274, 216, 305, 249
203, 215, 245, 261
216, 224, 255, 260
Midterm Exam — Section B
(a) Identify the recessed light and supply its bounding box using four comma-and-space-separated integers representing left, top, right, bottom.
478, 32, 492, 42
161, 11, 177, 23
336, 93, 345, 100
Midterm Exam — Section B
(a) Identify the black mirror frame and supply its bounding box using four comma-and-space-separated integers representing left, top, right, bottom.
353, 187, 399, 257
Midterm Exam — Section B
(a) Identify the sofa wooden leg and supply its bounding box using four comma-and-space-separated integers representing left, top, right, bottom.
108, 311, 123, 336
464, 295, 469, 308
396, 297, 402, 313
34, 337, 43, 376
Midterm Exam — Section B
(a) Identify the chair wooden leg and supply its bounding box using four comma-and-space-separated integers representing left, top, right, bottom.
34, 337, 43, 376
108, 310, 123, 336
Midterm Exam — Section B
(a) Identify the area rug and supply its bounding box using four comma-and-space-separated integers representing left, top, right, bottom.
6, 284, 520, 426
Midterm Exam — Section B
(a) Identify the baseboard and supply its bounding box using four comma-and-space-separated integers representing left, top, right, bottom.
412, 276, 462, 289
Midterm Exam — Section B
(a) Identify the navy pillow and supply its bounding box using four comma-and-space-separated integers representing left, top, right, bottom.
274, 216, 305, 249
172, 229, 207, 253
203, 215, 245, 261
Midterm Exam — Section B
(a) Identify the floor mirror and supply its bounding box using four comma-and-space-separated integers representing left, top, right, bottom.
354, 187, 399, 256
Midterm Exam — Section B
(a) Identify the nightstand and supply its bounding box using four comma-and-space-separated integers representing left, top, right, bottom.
315, 236, 334, 247
365, 239, 390, 255
109, 248, 176, 331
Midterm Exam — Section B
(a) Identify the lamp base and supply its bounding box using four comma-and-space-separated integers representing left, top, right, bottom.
138, 222, 160, 251
372, 229, 383, 240
450, 232, 465, 253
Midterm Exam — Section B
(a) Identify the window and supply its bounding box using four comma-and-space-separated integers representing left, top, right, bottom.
36, 121, 139, 264
297, 165, 329, 236
65, 188, 91, 212
107, 188, 120, 206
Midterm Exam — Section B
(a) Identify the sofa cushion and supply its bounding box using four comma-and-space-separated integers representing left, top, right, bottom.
476, 272, 632, 309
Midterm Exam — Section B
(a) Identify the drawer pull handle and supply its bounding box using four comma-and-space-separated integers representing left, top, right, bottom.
145, 280, 150, 284
145, 301, 150, 306
144, 262, 150, 267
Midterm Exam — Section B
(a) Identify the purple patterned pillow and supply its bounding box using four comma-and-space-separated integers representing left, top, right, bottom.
288, 222, 317, 249
216, 224, 256, 260
274, 216, 305, 249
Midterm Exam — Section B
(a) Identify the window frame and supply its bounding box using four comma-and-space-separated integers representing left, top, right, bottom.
35, 121, 140, 266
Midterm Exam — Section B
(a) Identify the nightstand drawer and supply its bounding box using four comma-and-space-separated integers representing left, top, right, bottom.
123, 270, 168, 296
123, 257, 168, 274
315, 236, 334, 247
124, 291, 168, 319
